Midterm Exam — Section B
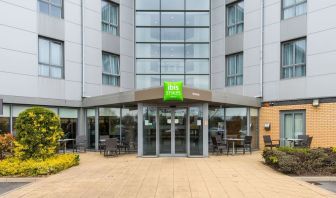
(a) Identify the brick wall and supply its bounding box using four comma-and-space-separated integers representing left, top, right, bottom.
259, 102, 336, 148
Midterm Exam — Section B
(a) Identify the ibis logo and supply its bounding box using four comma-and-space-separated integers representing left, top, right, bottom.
163, 81, 184, 102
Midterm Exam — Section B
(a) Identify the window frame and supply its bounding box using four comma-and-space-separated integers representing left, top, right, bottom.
281, 0, 307, 20
101, 0, 120, 35
38, 0, 64, 18
102, 52, 120, 87
281, 37, 307, 79
38, 36, 64, 79
225, 52, 243, 87
226, 0, 244, 37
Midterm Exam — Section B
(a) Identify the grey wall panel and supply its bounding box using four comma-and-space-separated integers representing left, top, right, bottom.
280, 15, 307, 42
225, 33, 244, 55
307, 51, 336, 76
102, 33, 120, 54
263, 62, 280, 83
306, 74, 336, 98
245, 65, 260, 85
65, 81, 82, 101
264, 1, 281, 26
278, 78, 306, 100
38, 14, 65, 41
244, 47, 260, 67
263, 82, 279, 101
211, 71, 225, 90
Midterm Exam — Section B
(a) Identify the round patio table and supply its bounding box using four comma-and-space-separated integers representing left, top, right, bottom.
224, 138, 244, 155
286, 138, 303, 147
58, 139, 75, 153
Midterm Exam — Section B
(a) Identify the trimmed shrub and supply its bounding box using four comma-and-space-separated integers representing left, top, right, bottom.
262, 147, 336, 176
14, 107, 63, 160
0, 154, 79, 177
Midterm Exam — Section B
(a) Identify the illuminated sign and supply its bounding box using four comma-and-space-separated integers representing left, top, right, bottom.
163, 81, 184, 102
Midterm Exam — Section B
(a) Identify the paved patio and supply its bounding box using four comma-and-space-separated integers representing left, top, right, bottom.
1, 152, 335, 198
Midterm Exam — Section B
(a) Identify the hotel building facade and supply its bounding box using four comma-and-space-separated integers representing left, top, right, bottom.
0, 0, 335, 157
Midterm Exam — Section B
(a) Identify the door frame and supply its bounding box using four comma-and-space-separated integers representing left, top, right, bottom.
158, 107, 188, 157
280, 110, 306, 146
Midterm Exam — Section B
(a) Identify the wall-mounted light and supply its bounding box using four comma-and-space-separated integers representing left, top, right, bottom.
312, 99, 319, 107
264, 123, 271, 131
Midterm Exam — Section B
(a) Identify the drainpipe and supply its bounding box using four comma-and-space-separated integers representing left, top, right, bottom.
259, 0, 264, 98
81, 0, 85, 98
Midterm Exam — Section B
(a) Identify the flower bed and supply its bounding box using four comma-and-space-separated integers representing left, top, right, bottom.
262, 147, 336, 176
0, 154, 79, 177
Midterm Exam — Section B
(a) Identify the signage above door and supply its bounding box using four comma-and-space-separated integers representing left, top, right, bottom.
163, 81, 184, 102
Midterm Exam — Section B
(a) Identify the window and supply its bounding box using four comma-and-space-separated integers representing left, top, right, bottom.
102, 52, 120, 86
102, 0, 119, 35
282, 0, 307, 20
226, 53, 243, 86
135, 1, 210, 90
227, 1, 244, 36
281, 38, 306, 79
281, 110, 305, 146
38, 37, 64, 79
38, 0, 63, 18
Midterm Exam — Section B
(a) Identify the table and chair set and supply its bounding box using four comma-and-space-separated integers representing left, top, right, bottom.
211, 135, 253, 155
98, 135, 136, 157
263, 134, 313, 149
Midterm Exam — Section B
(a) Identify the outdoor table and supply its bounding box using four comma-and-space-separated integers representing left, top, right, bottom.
286, 138, 303, 147
225, 138, 244, 155
59, 139, 75, 154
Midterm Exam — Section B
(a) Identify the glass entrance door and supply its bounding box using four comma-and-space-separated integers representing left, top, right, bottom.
159, 108, 187, 156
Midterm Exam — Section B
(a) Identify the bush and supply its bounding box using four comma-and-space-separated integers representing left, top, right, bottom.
14, 107, 63, 160
262, 147, 336, 176
0, 133, 15, 160
0, 154, 79, 177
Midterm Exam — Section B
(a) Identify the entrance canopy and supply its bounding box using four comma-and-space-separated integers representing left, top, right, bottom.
82, 87, 261, 108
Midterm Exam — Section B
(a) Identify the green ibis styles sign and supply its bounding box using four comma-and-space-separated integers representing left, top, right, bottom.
163, 81, 184, 102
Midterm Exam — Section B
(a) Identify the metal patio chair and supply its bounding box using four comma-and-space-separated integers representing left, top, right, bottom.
211, 136, 228, 155
263, 135, 280, 150
104, 138, 119, 157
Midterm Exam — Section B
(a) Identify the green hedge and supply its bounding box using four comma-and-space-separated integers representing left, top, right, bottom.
0, 154, 79, 177
262, 147, 336, 176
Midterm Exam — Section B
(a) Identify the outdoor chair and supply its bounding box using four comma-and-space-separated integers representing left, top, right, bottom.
104, 138, 119, 157
236, 136, 253, 154
211, 136, 228, 155
263, 135, 280, 150
99, 135, 109, 154
294, 135, 309, 148
75, 136, 87, 153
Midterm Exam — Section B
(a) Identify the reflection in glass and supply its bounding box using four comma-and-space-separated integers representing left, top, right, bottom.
161, 28, 184, 42
186, 0, 210, 10
225, 108, 247, 139
136, 28, 160, 42
99, 108, 120, 139
161, 59, 184, 74
250, 108, 259, 149
175, 109, 187, 154
186, 28, 209, 42
143, 107, 157, 155
161, 0, 184, 10
136, 12, 160, 26
186, 44, 209, 58
185, 75, 209, 89
186, 12, 209, 26
159, 109, 172, 154
0, 105, 10, 135
86, 109, 96, 149
161, 12, 184, 26
136, 44, 160, 58
161, 75, 185, 85
161, 44, 184, 58
186, 59, 209, 74
136, 75, 161, 89
136, 0, 160, 10
189, 106, 203, 155
122, 108, 138, 152
136, 59, 160, 74
208, 107, 225, 151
